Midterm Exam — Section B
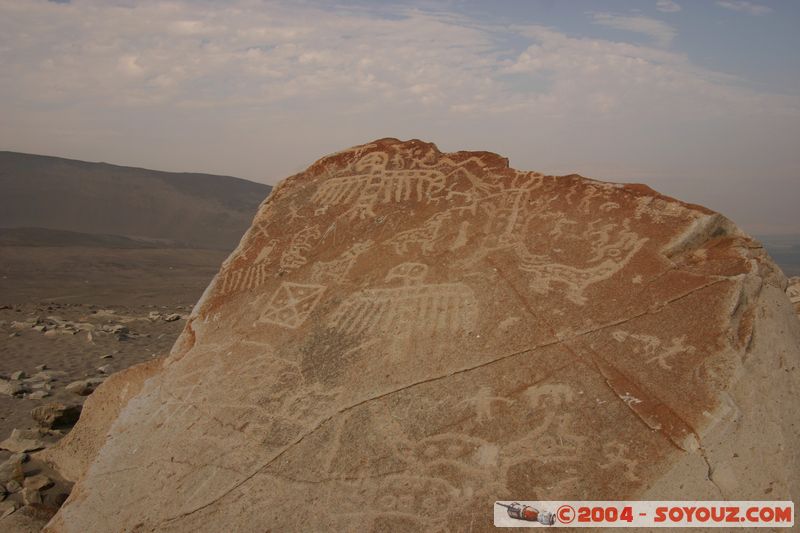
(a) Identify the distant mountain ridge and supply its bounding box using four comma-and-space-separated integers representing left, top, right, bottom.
0, 227, 176, 249
0, 151, 271, 250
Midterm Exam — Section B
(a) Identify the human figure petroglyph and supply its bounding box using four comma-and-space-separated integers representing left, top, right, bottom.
599, 442, 640, 482
280, 226, 321, 270
329, 262, 477, 338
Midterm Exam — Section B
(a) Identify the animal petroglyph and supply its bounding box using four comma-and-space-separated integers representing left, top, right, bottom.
329, 262, 477, 337
309, 241, 373, 284
385, 212, 451, 255
524, 383, 576, 411
612, 331, 696, 371
258, 282, 326, 329
280, 226, 321, 270
518, 222, 647, 305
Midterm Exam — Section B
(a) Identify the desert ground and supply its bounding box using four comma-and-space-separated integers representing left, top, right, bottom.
0, 243, 227, 521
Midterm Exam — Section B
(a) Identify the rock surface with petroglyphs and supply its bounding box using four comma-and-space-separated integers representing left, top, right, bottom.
45, 139, 800, 532
788, 276, 800, 317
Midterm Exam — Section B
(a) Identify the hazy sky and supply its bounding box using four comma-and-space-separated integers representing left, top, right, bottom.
1, 0, 798, 234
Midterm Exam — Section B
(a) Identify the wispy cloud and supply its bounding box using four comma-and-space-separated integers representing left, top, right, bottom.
656, 0, 682, 13
715, 1, 773, 15
0, 0, 797, 237
590, 12, 677, 46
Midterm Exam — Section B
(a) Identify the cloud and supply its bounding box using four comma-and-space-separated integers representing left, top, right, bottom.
0, 0, 785, 123
715, 1, 773, 15
0, 0, 797, 234
590, 12, 677, 46
656, 0, 681, 13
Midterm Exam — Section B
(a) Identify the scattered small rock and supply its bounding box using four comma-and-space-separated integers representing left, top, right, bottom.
27, 391, 49, 400
0, 455, 24, 485
10, 371, 26, 381
9, 453, 28, 464
7, 332, 18, 338
0, 500, 17, 518
22, 487, 42, 505
34, 364, 46, 371
97, 365, 112, 374
164, 313, 182, 322
31, 403, 82, 429
0, 380, 26, 397
0, 429, 46, 453
5, 480, 21, 494
23, 475, 53, 492
30, 370, 63, 383
32, 325, 46, 332
65, 378, 104, 396
100, 354, 113, 359
101, 324, 130, 340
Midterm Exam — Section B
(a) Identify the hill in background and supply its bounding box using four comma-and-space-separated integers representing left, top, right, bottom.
0, 151, 271, 250
758, 234, 800, 277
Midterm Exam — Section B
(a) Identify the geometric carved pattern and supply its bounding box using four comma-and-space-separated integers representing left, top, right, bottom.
259, 282, 326, 329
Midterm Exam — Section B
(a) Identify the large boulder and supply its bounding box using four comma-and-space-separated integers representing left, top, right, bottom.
38, 358, 164, 483
46, 139, 800, 532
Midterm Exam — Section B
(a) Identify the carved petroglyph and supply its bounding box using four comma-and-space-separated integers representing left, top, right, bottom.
280, 226, 321, 270
464, 386, 514, 423
312, 150, 449, 219
258, 282, 326, 329
518, 221, 647, 305
385, 262, 430, 285
524, 383, 576, 410
385, 212, 452, 255
427, 172, 649, 304
218, 238, 278, 295
309, 240, 373, 284
634, 196, 693, 223
599, 442, 640, 482
612, 331, 696, 371
329, 262, 477, 337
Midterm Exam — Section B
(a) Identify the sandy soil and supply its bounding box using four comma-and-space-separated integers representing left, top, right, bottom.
0, 244, 226, 525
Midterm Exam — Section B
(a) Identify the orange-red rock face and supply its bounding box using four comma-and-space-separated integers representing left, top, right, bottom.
46, 139, 800, 532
